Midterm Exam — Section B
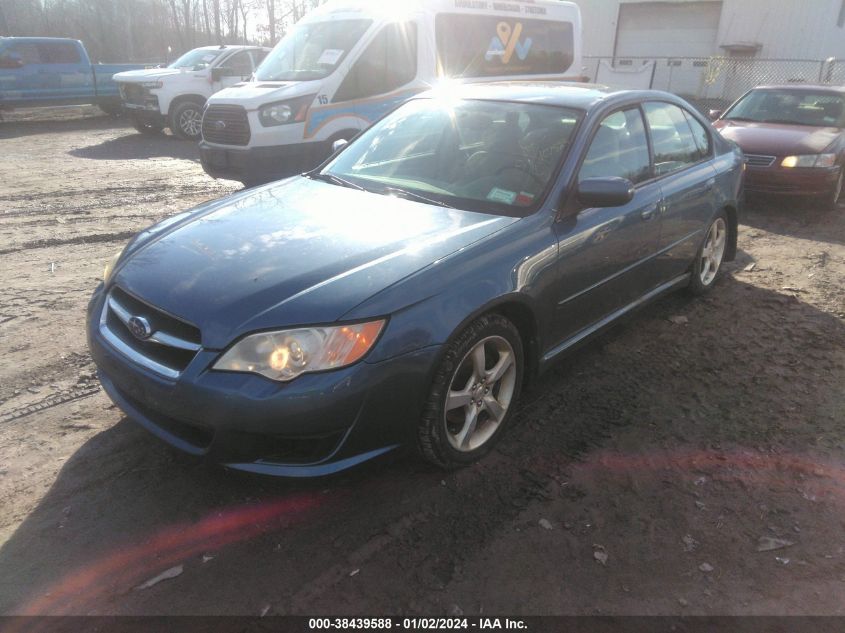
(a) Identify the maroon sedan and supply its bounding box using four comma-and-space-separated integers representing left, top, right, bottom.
712, 85, 845, 208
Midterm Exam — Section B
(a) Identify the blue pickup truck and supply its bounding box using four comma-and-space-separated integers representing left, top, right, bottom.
0, 37, 152, 114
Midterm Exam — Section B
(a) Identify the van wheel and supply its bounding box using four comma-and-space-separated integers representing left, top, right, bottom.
130, 114, 163, 135
417, 314, 523, 469
170, 100, 204, 140
688, 210, 728, 295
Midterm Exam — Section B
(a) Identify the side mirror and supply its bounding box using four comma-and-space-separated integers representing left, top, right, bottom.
577, 177, 635, 208
708, 109, 723, 121
332, 138, 349, 154
211, 67, 225, 82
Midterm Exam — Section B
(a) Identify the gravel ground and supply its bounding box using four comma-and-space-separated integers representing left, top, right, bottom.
0, 106, 843, 616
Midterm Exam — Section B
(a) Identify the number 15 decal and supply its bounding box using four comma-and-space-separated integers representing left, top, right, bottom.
318, 95, 329, 105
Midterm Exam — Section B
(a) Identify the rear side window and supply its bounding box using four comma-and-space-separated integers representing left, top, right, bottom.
38, 42, 81, 64
579, 108, 651, 185
436, 15, 574, 78
644, 102, 705, 176
334, 22, 417, 102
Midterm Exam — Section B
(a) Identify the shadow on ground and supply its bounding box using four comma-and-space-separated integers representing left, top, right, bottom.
743, 196, 845, 246
69, 132, 200, 162
0, 276, 843, 615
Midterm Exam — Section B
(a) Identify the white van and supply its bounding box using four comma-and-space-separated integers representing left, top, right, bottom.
199, 0, 582, 186
114, 45, 270, 140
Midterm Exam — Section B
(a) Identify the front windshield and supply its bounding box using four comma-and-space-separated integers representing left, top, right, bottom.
323, 98, 582, 216
725, 89, 845, 127
255, 19, 372, 82
168, 48, 225, 70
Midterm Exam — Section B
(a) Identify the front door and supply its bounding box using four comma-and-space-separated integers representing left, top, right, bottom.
552, 106, 663, 345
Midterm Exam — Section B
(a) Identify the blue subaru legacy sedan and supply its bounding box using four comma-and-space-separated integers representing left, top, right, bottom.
87, 83, 744, 477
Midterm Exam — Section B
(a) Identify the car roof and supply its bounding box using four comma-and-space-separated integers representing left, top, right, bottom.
418, 81, 683, 111
752, 84, 845, 94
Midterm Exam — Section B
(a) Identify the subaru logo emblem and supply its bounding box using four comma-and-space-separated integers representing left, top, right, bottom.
213, 120, 227, 130
127, 316, 153, 341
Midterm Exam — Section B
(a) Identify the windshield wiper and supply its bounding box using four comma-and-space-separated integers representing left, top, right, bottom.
307, 172, 366, 191
381, 186, 455, 209
763, 119, 811, 126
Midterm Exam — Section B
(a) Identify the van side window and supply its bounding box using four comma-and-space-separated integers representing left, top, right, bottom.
436, 15, 574, 78
643, 102, 705, 176
579, 108, 651, 185
334, 22, 417, 103
38, 42, 82, 64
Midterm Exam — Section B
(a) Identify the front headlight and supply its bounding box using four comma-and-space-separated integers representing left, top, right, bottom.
141, 80, 163, 89
213, 319, 386, 382
781, 153, 837, 168
258, 94, 316, 127
102, 250, 123, 283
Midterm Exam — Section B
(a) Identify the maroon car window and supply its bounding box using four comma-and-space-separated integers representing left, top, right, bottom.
644, 102, 704, 176
579, 108, 651, 185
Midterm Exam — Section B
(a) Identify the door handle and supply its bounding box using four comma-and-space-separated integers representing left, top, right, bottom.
641, 205, 658, 221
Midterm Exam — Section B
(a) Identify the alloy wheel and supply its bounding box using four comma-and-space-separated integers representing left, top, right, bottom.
700, 217, 727, 286
444, 335, 517, 452
179, 108, 202, 138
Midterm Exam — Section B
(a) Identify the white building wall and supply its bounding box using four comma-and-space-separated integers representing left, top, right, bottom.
571, 0, 845, 59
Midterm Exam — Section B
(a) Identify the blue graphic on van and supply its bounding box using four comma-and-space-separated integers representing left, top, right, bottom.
305, 90, 420, 138
485, 22, 533, 64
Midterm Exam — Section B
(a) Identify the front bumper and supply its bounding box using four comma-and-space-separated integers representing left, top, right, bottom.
87, 287, 440, 476
199, 140, 332, 185
744, 165, 840, 197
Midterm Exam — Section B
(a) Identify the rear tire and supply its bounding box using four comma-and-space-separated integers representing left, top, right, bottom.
688, 210, 728, 295
169, 99, 204, 141
417, 314, 524, 469
130, 114, 163, 135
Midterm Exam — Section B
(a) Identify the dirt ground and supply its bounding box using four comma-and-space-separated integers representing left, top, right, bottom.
0, 106, 844, 617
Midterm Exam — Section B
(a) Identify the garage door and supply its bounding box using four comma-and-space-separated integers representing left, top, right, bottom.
616, 1, 722, 58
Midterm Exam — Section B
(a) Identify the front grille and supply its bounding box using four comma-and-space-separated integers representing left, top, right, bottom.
202, 104, 251, 146
120, 83, 149, 106
100, 287, 202, 379
745, 154, 777, 168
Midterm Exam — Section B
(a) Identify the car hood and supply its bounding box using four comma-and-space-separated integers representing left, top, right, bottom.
209, 80, 316, 108
715, 120, 841, 155
113, 68, 198, 82
113, 178, 518, 349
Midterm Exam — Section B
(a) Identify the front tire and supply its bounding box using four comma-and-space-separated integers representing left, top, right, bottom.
821, 167, 844, 210
169, 100, 204, 140
130, 114, 163, 136
417, 314, 524, 469
688, 210, 728, 295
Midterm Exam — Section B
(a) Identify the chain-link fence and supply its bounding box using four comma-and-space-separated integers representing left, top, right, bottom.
583, 56, 845, 112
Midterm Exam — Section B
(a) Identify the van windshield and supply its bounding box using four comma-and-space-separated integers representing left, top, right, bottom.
321, 98, 582, 217
255, 19, 373, 82
169, 48, 225, 70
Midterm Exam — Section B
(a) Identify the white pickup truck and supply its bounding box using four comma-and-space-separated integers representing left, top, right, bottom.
113, 45, 269, 140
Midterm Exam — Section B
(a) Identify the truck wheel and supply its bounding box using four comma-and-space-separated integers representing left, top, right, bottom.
170, 100, 204, 140
130, 115, 163, 136
98, 101, 123, 117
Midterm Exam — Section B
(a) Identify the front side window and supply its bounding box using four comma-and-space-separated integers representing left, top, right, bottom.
334, 22, 417, 102
219, 51, 253, 77
644, 102, 705, 176
579, 108, 651, 184
255, 19, 373, 82
323, 98, 581, 216
436, 15, 574, 78
723, 89, 845, 128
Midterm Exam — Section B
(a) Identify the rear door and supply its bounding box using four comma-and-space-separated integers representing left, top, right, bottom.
553, 106, 663, 343
643, 101, 717, 282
